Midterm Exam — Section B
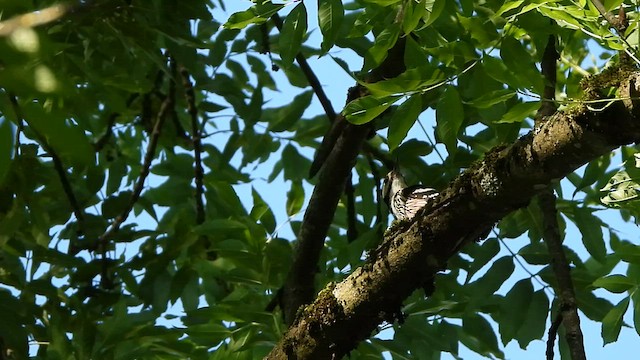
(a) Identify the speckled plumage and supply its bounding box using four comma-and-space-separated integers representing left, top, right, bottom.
382, 169, 438, 220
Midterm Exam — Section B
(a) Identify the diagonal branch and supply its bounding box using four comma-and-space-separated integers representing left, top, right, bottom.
98, 58, 176, 244
280, 38, 408, 325
272, 13, 337, 121
7, 93, 86, 233
267, 69, 640, 358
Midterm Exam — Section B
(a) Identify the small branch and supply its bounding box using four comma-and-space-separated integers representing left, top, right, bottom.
93, 93, 139, 151
546, 313, 563, 360
345, 174, 358, 242
538, 191, 587, 360
7, 93, 86, 232
590, 0, 618, 28
178, 64, 205, 225
272, 13, 337, 121
590, 1, 638, 64
98, 57, 176, 243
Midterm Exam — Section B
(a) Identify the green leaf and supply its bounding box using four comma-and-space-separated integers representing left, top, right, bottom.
363, 66, 445, 97
25, 106, 93, 166
468, 89, 516, 109
282, 144, 310, 181
0, 118, 14, 185
424, 0, 446, 26
388, 95, 423, 151
495, 101, 539, 124
436, 86, 464, 154
193, 219, 247, 235
266, 91, 313, 132
318, 0, 344, 52
224, 3, 284, 29
602, 296, 630, 344
286, 180, 305, 216
518, 241, 550, 265
461, 314, 503, 358
633, 291, 640, 337
344, 95, 402, 125
279, 3, 307, 64
494, 0, 525, 17
574, 155, 611, 196
364, 24, 401, 69
573, 207, 606, 262
593, 274, 637, 293
250, 188, 277, 234
466, 256, 515, 296
403, 0, 426, 34
515, 290, 549, 348
499, 279, 534, 344
576, 290, 614, 322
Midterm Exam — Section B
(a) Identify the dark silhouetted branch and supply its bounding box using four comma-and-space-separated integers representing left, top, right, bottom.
8, 93, 86, 234
179, 65, 206, 226
99, 58, 176, 244
546, 313, 563, 360
280, 39, 408, 325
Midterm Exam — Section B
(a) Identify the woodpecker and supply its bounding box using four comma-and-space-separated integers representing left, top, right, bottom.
382, 169, 439, 220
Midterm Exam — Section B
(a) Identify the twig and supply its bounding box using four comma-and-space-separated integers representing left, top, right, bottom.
589, 1, 639, 64
93, 93, 139, 151
178, 64, 205, 225
98, 57, 176, 243
538, 191, 586, 360
546, 313, 563, 360
7, 93, 86, 233
590, 0, 618, 28
272, 13, 337, 121
345, 174, 358, 242
493, 229, 552, 294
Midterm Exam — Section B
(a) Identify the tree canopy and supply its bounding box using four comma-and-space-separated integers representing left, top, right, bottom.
1, 0, 640, 359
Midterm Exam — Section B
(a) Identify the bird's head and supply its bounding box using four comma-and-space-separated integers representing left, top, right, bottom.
382, 169, 407, 206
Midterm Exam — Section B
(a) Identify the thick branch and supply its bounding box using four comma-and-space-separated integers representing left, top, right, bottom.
267, 72, 640, 359
280, 39, 407, 325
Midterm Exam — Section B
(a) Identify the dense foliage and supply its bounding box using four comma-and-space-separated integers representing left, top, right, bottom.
1, 0, 640, 359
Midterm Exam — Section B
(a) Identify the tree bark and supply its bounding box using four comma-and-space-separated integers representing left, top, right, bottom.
267, 70, 640, 359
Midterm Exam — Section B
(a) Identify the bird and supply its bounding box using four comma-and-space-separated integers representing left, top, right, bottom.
382, 169, 439, 220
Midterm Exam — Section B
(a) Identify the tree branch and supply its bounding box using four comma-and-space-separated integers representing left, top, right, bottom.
272, 13, 337, 121
539, 192, 586, 360
280, 39, 408, 325
267, 70, 640, 359
547, 313, 563, 360
7, 93, 86, 233
98, 58, 176, 244
536, 34, 587, 360
178, 64, 206, 226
